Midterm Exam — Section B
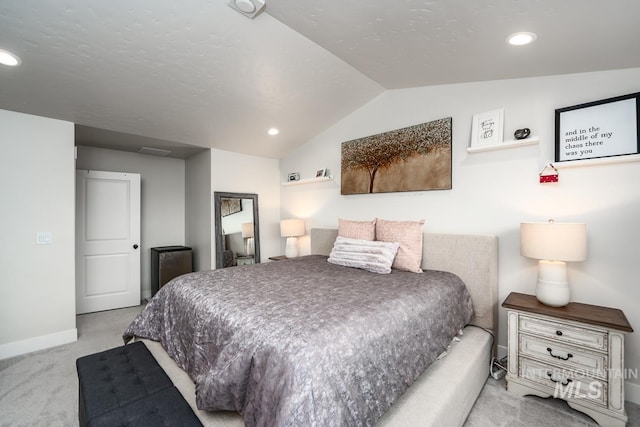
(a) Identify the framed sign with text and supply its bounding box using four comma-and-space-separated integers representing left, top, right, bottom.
555, 92, 640, 162
471, 108, 504, 148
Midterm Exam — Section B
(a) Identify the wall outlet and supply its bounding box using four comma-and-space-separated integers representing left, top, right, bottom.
36, 231, 52, 245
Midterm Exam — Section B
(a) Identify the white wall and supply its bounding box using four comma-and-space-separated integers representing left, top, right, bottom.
211, 148, 280, 267
279, 68, 640, 401
185, 150, 212, 271
0, 110, 76, 359
76, 146, 186, 299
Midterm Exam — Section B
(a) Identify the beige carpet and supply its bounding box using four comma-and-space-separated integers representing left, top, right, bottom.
0, 305, 144, 427
0, 305, 638, 427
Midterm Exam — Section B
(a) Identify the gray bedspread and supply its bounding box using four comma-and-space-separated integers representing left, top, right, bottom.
123, 255, 474, 427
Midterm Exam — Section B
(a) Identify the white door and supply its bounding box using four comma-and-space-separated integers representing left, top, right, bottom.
76, 170, 141, 314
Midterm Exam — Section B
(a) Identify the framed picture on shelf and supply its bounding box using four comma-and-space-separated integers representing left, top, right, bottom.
315, 168, 327, 178
471, 108, 504, 148
555, 92, 640, 162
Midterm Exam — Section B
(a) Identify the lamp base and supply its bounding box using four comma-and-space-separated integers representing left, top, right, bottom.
246, 237, 255, 256
535, 260, 570, 307
285, 237, 298, 258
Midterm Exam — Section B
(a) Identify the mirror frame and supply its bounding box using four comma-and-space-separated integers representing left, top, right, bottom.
214, 191, 260, 268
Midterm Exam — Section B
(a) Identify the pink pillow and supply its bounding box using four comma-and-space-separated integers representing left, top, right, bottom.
375, 219, 425, 273
338, 218, 376, 241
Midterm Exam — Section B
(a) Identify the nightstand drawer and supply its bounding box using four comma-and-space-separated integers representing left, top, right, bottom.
519, 334, 607, 378
519, 357, 607, 407
519, 315, 607, 351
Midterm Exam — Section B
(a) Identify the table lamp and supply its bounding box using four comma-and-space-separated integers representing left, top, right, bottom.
520, 220, 587, 307
241, 222, 254, 255
280, 218, 305, 258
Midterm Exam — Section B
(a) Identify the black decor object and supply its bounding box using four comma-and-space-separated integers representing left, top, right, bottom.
514, 128, 531, 140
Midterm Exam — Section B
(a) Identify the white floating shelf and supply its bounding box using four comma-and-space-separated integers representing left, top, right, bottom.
467, 136, 539, 153
282, 175, 334, 186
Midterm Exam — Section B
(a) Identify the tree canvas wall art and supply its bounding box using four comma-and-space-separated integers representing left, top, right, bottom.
341, 117, 452, 195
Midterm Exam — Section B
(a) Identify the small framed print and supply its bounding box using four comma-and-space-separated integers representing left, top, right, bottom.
315, 168, 327, 178
471, 108, 504, 147
555, 92, 640, 162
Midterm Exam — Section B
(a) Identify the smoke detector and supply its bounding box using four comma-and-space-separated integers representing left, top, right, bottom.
226, 0, 266, 19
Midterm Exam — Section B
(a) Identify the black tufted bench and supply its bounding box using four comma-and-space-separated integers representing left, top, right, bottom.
76, 341, 203, 427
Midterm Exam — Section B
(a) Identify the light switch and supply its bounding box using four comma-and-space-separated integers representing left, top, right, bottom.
36, 231, 52, 245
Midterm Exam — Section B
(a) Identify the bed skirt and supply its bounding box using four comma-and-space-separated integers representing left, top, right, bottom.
139, 325, 492, 427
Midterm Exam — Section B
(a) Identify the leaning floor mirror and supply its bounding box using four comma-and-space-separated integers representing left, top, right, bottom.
213, 192, 260, 269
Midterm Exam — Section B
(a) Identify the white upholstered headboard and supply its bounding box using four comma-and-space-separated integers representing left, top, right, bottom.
309, 228, 498, 333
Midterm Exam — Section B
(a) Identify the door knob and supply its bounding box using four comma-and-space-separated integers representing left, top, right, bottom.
133, 244, 139, 249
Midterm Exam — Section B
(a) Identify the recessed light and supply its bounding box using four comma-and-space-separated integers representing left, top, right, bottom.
268, 128, 279, 136
0, 49, 21, 66
507, 32, 537, 46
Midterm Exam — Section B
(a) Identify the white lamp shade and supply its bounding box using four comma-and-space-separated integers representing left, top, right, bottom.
280, 219, 305, 237
241, 222, 254, 238
520, 221, 587, 262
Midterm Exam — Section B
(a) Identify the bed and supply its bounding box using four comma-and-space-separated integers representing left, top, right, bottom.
124, 228, 498, 427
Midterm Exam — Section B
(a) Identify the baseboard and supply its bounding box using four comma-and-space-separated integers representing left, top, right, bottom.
496, 344, 640, 405
0, 328, 77, 360
626, 380, 640, 405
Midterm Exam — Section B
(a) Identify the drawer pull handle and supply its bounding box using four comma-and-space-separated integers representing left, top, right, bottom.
546, 347, 573, 360
547, 371, 572, 386
556, 330, 563, 336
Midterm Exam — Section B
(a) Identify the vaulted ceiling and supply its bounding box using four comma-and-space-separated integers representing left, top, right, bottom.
1, 1, 639, 159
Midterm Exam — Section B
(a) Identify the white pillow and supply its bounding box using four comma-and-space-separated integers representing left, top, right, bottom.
328, 236, 399, 274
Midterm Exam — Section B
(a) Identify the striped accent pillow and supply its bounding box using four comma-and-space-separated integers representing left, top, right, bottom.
328, 236, 399, 274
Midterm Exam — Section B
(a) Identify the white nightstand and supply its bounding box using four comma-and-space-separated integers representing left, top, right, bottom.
503, 292, 633, 427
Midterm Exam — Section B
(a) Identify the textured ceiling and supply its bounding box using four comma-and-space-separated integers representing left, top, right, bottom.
1, 1, 639, 159
268, 0, 640, 89
0, 0, 382, 159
